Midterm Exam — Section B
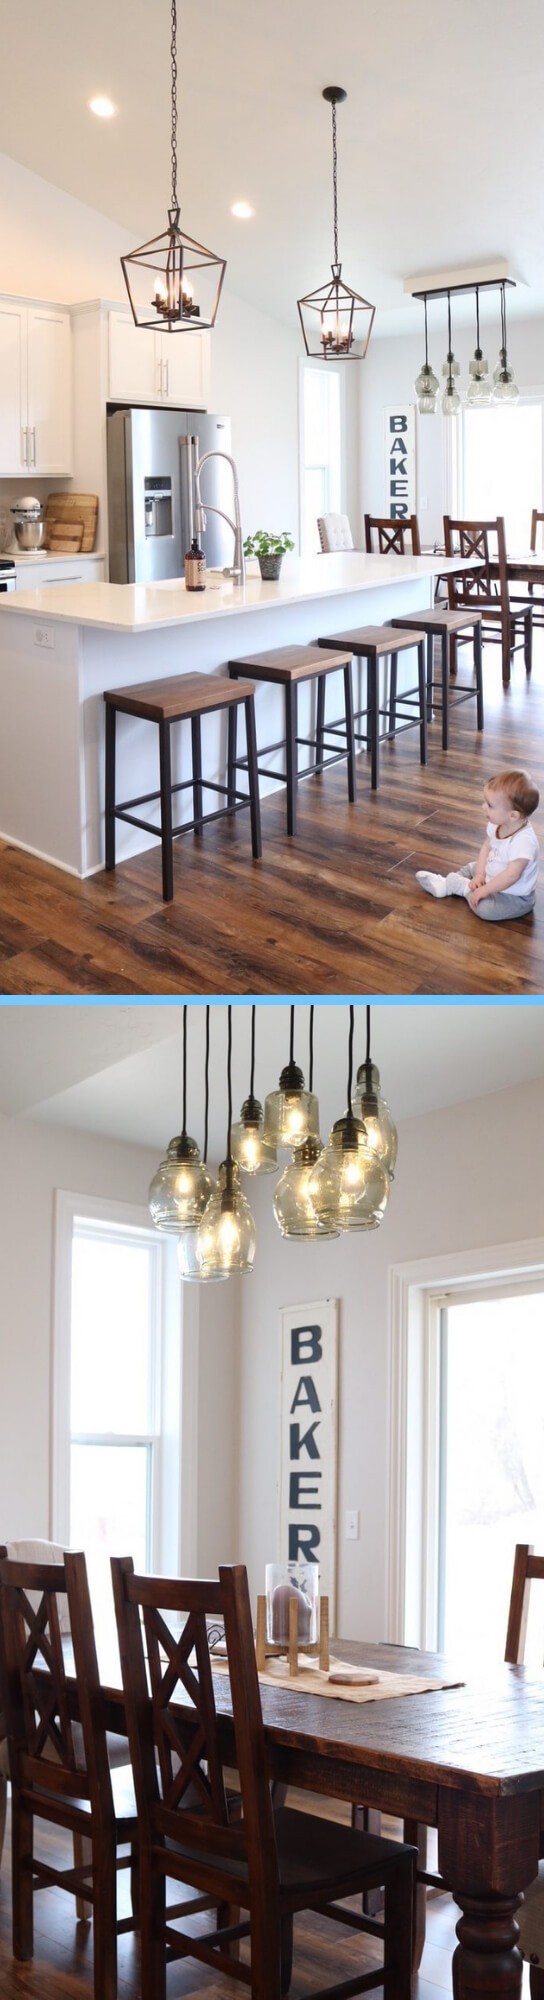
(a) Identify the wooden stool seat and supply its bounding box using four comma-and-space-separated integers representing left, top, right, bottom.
317, 625, 427, 791
390, 609, 484, 748
104, 671, 261, 902
228, 642, 356, 836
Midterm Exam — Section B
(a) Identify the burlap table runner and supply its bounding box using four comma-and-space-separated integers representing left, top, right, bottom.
212, 1655, 463, 1704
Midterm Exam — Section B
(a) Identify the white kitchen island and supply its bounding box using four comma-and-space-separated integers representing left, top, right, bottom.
0, 553, 471, 877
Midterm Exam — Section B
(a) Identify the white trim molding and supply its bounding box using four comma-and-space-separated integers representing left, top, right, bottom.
386, 1235, 544, 1647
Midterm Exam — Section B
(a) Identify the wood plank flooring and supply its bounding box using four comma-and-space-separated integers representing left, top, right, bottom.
0, 1794, 494, 2000
1, 647, 544, 995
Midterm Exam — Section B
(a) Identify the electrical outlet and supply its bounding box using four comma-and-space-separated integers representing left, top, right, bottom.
345, 1509, 359, 1540
34, 625, 55, 651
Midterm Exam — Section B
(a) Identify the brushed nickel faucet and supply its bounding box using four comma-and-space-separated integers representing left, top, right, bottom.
194, 450, 246, 584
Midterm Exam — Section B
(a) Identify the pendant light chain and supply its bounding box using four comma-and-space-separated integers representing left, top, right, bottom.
170, 0, 178, 211
331, 98, 339, 267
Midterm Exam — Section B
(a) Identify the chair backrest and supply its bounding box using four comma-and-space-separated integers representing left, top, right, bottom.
111, 1558, 280, 1908
1, 1540, 70, 1634
317, 512, 354, 553
530, 510, 544, 552
364, 514, 421, 556
0, 1549, 114, 1813
443, 515, 510, 619
505, 1543, 544, 1663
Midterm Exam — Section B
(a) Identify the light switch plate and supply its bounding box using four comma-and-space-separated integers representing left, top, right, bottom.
345, 1509, 359, 1540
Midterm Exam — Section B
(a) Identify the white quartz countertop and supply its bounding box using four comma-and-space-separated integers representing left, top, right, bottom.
0, 553, 476, 634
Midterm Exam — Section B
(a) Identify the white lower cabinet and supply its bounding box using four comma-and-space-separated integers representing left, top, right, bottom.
13, 557, 106, 586
0, 300, 72, 477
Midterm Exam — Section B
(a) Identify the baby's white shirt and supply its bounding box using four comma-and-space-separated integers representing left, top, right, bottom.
485, 819, 539, 897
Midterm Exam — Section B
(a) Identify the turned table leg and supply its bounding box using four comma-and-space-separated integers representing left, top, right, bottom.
452, 1893, 522, 2000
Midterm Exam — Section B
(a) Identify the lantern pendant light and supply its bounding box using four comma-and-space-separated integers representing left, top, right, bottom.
467, 285, 491, 407
149, 1005, 214, 1233
493, 282, 519, 402
414, 296, 439, 414
121, 0, 226, 334
350, 1006, 398, 1179
177, 1008, 226, 1282
274, 1008, 340, 1239
441, 291, 461, 415
231, 1006, 278, 1175
297, 87, 375, 362
264, 1005, 320, 1150
196, 1007, 256, 1277
311, 1007, 391, 1233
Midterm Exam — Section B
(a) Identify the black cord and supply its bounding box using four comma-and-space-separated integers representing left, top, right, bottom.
250, 1004, 256, 1098
309, 1004, 315, 1093
181, 1004, 187, 1136
447, 288, 452, 361
346, 1005, 354, 1112
475, 284, 480, 353
289, 1004, 295, 1066
203, 1005, 210, 1163
424, 295, 429, 368
366, 1005, 371, 1065
226, 1004, 233, 1160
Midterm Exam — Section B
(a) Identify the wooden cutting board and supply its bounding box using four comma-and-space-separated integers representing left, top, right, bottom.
47, 521, 84, 554
44, 493, 98, 554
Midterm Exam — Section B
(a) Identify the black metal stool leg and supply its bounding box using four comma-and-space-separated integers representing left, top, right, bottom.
417, 642, 428, 765
369, 659, 379, 790
315, 673, 326, 773
525, 609, 533, 674
244, 695, 262, 859
343, 663, 356, 802
227, 699, 238, 808
191, 715, 203, 833
159, 718, 174, 902
426, 633, 434, 721
441, 631, 449, 750
104, 703, 116, 871
475, 622, 484, 729
388, 652, 398, 736
285, 682, 298, 835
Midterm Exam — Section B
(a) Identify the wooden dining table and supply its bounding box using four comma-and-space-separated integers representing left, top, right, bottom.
75, 1632, 544, 2000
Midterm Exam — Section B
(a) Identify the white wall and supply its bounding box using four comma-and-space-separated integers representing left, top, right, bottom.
0, 150, 302, 546
236, 1074, 544, 1639
360, 314, 544, 545
0, 1112, 239, 1568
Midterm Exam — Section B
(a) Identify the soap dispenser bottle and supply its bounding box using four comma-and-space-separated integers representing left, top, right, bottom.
185, 534, 206, 591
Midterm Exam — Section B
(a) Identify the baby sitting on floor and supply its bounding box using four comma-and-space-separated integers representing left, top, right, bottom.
416, 769, 539, 922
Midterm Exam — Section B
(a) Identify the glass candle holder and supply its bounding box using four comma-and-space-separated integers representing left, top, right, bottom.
265, 1563, 319, 1646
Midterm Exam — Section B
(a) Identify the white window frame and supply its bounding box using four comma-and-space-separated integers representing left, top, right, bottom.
298, 356, 345, 554
458, 387, 544, 524
386, 1235, 544, 1648
52, 1190, 199, 1576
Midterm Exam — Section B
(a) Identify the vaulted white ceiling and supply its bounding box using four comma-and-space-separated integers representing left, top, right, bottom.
1, 0, 544, 331
0, 1003, 542, 1159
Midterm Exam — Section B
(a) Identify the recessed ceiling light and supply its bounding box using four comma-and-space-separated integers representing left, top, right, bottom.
231, 201, 254, 220
88, 95, 117, 119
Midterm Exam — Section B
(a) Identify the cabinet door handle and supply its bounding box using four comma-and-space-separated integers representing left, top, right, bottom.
158, 356, 163, 398
22, 426, 28, 466
165, 359, 169, 399
30, 426, 36, 466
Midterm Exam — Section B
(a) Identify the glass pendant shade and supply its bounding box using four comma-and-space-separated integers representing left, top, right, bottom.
177, 1214, 227, 1282
121, 0, 225, 333
264, 1061, 320, 1149
311, 1114, 390, 1232
350, 1061, 398, 1178
493, 353, 519, 401
196, 1160, 256, 1276
230, 1095, 278, 1174
467, 349, 491, 405
415, 361, 439, 413
442, 346, 461, 414
274, 1136, 340, 1239
148, 1134, 214, 1232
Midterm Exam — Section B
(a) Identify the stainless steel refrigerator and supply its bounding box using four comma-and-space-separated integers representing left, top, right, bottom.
107, 405, 233, 583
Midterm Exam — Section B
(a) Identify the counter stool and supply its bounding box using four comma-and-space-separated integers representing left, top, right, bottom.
390, 608, 483, 748
227, 643, 356, 836
104, 672, 261, 903
317, 626, 427, 790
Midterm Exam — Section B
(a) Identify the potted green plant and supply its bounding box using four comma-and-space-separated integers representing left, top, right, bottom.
243, 529, 295, 581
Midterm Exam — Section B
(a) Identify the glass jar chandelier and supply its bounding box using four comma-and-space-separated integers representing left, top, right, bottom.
467, 285, 491, 407
264, 1005, 320, 1150
414, 296, 439, 415
121, 0, 226, 334
176, 1008, 226, 1282
195, 1007, 256, 1277
274, 1008, 340, 1239
493, 281, 519, 402
350, 1005, 398, 1178
441, 291, 461, 416
414, 277, 518, 418
231, 1005, 278, 1175
148, 1004, 214, 1232
297, 87, 375, 362
310, 1008, 391, 1233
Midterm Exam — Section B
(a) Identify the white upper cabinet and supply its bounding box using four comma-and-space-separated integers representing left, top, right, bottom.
0, 300, 73, 478
108, 309, 209, 409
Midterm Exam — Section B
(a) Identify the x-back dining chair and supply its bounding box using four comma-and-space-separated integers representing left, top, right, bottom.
504, 1544, 544, 2000
443, 514, 532, 685
0, 1548, 138, 2000
111, 1555, 416, 2000
364, 515, 421, 556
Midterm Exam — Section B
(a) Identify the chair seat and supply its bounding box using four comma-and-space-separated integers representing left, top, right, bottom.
391, 608, 483, 634
228, 643, 352, 681
104, 672, 256, 722
158, 1804, 414, 1902
319, 624, 426, 656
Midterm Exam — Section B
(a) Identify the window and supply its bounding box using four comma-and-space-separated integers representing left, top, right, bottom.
53, 1192, 193, 1624
461, 398, 544, 547
299, 361, 342, 555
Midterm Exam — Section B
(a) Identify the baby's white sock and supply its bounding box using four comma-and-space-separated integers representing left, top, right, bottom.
416, 870, 471, 900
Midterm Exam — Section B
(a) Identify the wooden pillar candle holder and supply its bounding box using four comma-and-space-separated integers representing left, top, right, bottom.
256, 1592, 329, 1675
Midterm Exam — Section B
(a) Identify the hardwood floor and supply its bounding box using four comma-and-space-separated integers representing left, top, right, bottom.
0, 1795, 473, 2000
1, 646, 544, 995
